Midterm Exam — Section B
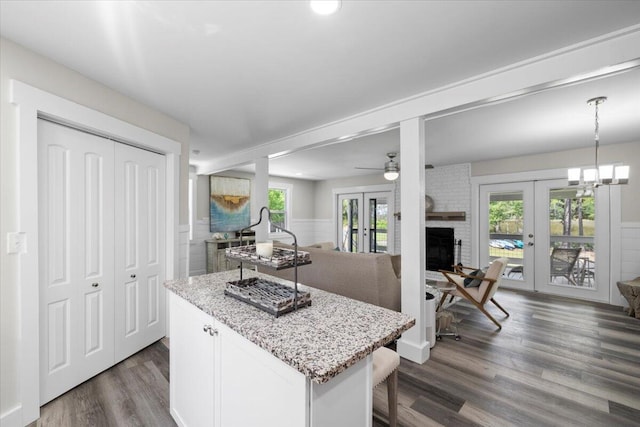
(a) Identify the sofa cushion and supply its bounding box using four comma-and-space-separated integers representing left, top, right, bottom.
258, 244, 401, 312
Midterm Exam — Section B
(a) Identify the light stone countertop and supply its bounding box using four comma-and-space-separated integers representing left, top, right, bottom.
164, 269, 415, 384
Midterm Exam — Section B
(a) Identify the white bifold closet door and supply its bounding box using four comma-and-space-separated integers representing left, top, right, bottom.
114, 143, 166, 363
38, 120, 166, 405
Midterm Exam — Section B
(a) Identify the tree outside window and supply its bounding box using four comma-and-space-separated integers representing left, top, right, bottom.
268, 187, 287, 232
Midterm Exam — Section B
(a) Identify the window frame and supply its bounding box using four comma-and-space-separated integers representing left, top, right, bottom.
188, 170, 197, 241
268, 182, 292, 238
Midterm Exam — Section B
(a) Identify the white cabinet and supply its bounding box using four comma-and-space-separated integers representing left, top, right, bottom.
218, 321, 307, 427
169, 293, 218, 427
169, 290, 373, 427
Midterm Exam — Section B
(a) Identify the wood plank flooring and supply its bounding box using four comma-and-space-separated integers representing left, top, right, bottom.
30, 338, 175, 427
32, 290, 639, 426
373, 289, 640, 427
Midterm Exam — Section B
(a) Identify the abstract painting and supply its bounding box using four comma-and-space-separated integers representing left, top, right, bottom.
210, 176, 251, 232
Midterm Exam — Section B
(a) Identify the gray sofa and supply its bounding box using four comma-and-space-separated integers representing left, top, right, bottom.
257, 243, 401, 312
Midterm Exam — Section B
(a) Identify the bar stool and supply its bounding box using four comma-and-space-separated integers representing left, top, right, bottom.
372, 346, 400, 427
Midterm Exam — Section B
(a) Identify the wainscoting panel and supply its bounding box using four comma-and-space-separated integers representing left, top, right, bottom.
178, 224, 190, 279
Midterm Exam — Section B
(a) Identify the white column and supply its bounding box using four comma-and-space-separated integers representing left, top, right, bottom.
396, 117, 429, 364
254, 157, 269, 242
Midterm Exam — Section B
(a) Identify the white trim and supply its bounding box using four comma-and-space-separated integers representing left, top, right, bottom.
621, 222, 640, 228
470, 168, 567, 267
268, 181, 294, 238
188, 170, 197, 241
471, 168, 622, 304
331, 184, 395, 195
200, 26, 640, 174
10, 80, 182, 425
0, 405, 21, 427
609, 185, 622, 304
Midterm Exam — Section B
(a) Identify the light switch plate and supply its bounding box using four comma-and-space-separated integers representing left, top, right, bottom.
7, 232, 27, 254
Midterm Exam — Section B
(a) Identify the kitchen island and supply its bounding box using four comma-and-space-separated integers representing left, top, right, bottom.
165, 269, 414, 427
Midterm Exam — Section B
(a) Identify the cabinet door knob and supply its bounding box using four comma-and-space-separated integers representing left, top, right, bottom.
91, 283, 99, 288
130, 274, 136, 279
202, 325, 218, 336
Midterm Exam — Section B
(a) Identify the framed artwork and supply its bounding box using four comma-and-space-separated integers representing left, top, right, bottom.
210, 176, 251, 233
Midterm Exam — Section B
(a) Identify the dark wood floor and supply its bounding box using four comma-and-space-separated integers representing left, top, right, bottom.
30, 338, 175, 427
373, 289, 640, 427
32, 290, 640, 426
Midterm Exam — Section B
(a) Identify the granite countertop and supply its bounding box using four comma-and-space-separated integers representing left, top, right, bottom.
164, 270, 415, 384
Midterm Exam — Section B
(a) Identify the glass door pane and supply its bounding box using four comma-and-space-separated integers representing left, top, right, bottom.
479, 182, 534, 291
338, 194, 363, 253
533, 179, 609, 302
364, 192, 393, 253
548, 187, 595, 288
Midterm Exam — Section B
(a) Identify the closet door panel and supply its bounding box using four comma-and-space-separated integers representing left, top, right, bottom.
115, 143, 166, 362
38, 120, 115, 404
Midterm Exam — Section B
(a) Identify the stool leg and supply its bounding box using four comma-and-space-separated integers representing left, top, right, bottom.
387, 369, 398, 427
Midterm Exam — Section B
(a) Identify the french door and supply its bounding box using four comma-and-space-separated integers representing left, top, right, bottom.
479, 179, 610, 302
479, 182, 535, 291
337, 191, 394, 253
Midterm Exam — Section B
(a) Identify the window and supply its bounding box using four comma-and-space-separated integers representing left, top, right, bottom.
188, 170, 197, 241
268, 183, 291, 233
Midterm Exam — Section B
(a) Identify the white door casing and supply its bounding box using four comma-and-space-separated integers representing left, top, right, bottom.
477, 175, 612, 303
12, 80, 181, 425
38, 119, 169, 405
38, 120, 116, 404
115, 143, 167, 362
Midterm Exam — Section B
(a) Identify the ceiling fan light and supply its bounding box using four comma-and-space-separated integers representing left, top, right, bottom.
384, 171, 399, 181
383, 160, 399, 181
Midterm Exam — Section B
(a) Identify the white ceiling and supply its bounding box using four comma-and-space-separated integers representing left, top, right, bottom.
2, 1, 640, 180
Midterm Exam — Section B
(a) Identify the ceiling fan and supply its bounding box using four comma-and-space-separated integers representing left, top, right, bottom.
355, 152, 434, 181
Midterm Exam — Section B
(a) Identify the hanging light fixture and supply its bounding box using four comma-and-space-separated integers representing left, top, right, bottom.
383, 152, 400, 181
568, 96, 629, 190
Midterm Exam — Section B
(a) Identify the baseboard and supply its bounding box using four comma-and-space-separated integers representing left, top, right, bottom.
0, 405, 22, 427
396, 338, 430, 364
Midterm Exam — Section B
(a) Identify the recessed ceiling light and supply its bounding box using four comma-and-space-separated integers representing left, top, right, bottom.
310, 0, 341, 16
295, 172, 303, 176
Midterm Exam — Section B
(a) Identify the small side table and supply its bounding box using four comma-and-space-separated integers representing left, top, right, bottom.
426, 280, 460, 340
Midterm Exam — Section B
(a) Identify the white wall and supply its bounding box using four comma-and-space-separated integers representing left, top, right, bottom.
620, 223, 640, 278
471, 141, 640, 222
470, 141, 640, 304
189, 171, 320, 275
0, 37, 190, 423
424, 164, 472, 280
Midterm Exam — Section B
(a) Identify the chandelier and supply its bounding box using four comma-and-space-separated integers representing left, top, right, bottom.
568, 96, 629, 191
